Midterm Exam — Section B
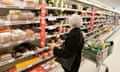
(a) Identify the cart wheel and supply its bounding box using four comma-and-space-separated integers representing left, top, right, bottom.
105, 67, 109, 72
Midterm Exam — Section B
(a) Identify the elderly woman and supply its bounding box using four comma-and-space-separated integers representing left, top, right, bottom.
53, 14, 84, 72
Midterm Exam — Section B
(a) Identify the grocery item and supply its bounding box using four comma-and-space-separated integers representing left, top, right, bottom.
15, 56, 40, 71
7, 10, 35, 21
11, 29, 26, 41
0, 53, 13, 61
25, 0, 34, 7
26, 65, 46, 72
83, 39, 107, 53
1, 0, 15, 5
0, 32, 11, 45
25, 29, 34, 38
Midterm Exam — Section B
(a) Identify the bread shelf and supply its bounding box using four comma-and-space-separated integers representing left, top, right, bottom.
0, 38, 36, 49
0, 21, 40, 26
0, 4, 40, 10
36, 24, 69, 30
0, 47, 49, 68
46, 32, 69, 39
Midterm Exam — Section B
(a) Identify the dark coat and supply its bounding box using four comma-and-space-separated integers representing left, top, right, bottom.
54, 27, 84, 71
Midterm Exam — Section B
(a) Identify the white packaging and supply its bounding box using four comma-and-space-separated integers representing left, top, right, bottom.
0, 32, 11, 45
11, 29, 26, 41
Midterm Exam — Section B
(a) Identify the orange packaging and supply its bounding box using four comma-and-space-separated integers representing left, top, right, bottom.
0, 28, 10, 33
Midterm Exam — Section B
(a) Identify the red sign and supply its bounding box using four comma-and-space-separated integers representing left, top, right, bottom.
90, 8, 96, 30
40, 0, 46, 48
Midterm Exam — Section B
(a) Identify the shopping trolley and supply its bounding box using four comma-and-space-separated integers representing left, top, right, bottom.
82, 41, 114, 72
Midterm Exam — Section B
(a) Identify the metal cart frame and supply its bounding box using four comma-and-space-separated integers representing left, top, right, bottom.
82, 44, 113, 72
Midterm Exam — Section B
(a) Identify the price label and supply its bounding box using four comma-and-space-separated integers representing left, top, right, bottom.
48, 26, 55, 30
34, 21, 39, 23
8, 59, 15, 63
30, 38, 35, 41
48, 17, 56, 21
19, 6, 24, 9
17, 41, 23, 44
26, 21, 31, 24
3, 43, 10, 47
30, 51, 35, 55
56, 35, 60, 38
61, 8, 65, 11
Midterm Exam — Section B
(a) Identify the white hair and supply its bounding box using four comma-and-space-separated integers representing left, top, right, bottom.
69, 14, 83, 28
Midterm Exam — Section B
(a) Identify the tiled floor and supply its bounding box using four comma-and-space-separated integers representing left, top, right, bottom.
79, 29, 120, 72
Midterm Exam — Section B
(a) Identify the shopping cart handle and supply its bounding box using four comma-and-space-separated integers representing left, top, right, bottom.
110, 41, 114, 46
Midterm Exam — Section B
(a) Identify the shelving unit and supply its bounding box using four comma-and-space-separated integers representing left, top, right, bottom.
0, 0, 119, 72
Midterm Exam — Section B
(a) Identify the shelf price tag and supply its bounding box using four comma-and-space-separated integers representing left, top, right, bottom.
48, 17, 57, 21
3, 43, 10, 47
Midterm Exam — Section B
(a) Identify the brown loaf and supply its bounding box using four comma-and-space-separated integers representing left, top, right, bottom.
25, 29, 34, 38
25, 0, 34, 3
1, 0, 15, 5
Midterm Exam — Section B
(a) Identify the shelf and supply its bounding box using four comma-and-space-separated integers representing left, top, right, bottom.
0, 38, 36, 49
82, 21, 91, 24
0, 47, 49, 68
46, 7, 92, 13
46, 6, 81, 12
18, 55, 54, 72
96, 16, 105, 18
36, 24, 69, 30
94, 20, 106, 22
82, 16, 91, 18
46, 7, 63, 10
46, 32, 69, 39
0, 21, 40, 26
0, 4, 39, 10
47, 16, 69, 21
36, 32, 69, 39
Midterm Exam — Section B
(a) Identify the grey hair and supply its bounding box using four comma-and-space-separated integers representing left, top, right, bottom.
69, 14, 83, 28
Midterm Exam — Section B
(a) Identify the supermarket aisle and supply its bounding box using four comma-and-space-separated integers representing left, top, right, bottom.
79, 28, 120, 72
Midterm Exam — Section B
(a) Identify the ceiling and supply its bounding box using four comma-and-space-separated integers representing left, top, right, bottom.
90, 0, 120, 10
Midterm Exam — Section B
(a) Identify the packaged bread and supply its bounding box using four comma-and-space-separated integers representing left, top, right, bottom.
7, 10, 21, 21
0, 32, 11, 45
27, 12, 35, 20
1, 0, 15, 5
19, 12, 28, 21
34, 0, 39, 7
11, 29, 26, 41
25, 29, 34, 38
0, 53, 12, 61
25, 0, 34, 7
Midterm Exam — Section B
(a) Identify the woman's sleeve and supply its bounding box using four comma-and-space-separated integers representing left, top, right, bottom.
53, 32, 83, 58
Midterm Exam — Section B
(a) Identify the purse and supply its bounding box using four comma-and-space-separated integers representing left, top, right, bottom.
55, 42, 79, 71
55, 53, 77, 71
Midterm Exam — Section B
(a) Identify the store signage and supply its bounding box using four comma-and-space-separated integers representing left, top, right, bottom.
90, 8, 96, 30
40, 0, 46, 48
